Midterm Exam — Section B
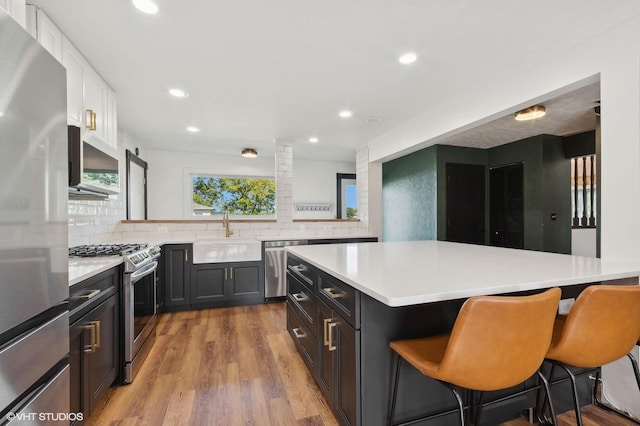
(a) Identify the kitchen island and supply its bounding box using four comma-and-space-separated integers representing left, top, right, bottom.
286, 241, 640, 425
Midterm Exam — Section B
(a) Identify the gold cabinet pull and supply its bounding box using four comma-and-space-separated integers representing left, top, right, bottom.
292, 292, 306, 302
184, 249, 188, 263
86, 109, 97, 130
323, 318, 331, 346
323, 287, 341, 299
84, 323, 97, 353
292, 327, 306, 339
92, 320, 101, 349
230, 267, 233, 280
328, 322, 337, 352
224, 268, 227, 280
78, 289, 100, 300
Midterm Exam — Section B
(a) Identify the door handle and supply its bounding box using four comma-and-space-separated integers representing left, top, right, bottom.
328, 322, 337, 352
84, 322, 97, 353
292, 327, 306, 339
323, 318, 331, 346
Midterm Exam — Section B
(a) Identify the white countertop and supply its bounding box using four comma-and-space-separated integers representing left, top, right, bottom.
287, 241, 640, 307
68, 257, 123, 286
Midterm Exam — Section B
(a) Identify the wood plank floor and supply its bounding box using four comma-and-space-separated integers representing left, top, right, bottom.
89, 302, 638, 425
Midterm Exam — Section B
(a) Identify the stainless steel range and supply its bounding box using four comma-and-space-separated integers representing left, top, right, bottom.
69, 243, 161, 383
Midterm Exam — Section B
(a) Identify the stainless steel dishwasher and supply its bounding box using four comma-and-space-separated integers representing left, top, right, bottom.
264, 240, 308, 299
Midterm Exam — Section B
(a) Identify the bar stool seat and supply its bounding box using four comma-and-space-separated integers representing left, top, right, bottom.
388, 287, 561, 426
544, 285, 640, 426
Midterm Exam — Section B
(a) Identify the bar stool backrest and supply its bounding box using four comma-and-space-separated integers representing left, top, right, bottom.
437, 287, 561, 391
546, 285, 640, 368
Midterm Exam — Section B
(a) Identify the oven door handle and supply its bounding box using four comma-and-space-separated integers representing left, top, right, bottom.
130, 261, 158, 283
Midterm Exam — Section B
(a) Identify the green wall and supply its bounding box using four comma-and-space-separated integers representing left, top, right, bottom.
381, 146, 437, 241
381, 135, 571, 254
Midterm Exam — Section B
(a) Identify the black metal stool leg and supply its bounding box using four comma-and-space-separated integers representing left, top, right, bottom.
536, 369, 558, 426
445, 383, 467, 426
388, 351, 401, 426
627, 353, 640, 393
474, 391, 484, 426
554, 362, 583, 426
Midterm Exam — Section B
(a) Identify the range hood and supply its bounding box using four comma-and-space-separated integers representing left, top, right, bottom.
68, 126, 119, 199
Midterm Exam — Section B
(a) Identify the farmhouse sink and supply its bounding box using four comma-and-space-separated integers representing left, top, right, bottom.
192, 239, 262, 264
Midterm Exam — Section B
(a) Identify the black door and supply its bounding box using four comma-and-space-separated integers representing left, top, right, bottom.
490, 163, 524, 248
446, 163, 486, 244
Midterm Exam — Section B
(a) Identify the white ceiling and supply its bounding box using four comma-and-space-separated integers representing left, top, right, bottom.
27, 1, 640, 162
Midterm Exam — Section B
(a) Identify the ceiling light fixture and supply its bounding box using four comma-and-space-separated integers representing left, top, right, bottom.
242, 148, 258, 158
514, 105, 546, 121
308, 137, 319, 143
186, 126, 201, 133
398, 52, 417, 65
169, 88, 189, 98
339, 110, 353, 118
132, 0, 158, 14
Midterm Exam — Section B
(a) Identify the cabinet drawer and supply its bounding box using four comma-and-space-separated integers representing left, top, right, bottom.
287, 272, 316, 332
318, 271, 359, 329
287, 254, 315, 288
69, 267, 119, 320
286, 302, 315, 371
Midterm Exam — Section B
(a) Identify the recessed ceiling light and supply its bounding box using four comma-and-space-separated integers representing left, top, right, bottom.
132, 0, 158, 14
169, 88, 189, 98
514, 105, 546, 121
309, 137, 319, 143
186, 126, 201, 133
339, 110, 353, 119
0, 112, 4, 117
398, 52, 418, 65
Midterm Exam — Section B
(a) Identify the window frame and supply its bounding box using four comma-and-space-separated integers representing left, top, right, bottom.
187, 172, 277, 219
336, 173, 357, 219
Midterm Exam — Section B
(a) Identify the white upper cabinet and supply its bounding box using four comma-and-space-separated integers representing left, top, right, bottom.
25, 7, 63, 62
62, 35, 85, 128
0, 0, 26, 28
83, 65, 109, 147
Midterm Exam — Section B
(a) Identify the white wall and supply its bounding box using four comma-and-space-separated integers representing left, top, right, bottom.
293, 159, 355, 219
572, 228, 597, 257
367, 14, 640, 262
146, 148, 275, 219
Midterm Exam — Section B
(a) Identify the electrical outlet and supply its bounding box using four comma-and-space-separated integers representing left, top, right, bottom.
558, 298, 575, 315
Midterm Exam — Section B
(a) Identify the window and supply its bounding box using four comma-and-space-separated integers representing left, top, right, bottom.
571, 155, 596, 228
336, 173, 357, 219
191, 175, 276, 217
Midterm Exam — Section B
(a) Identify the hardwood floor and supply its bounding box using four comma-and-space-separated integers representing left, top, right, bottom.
89, 302, 637, 426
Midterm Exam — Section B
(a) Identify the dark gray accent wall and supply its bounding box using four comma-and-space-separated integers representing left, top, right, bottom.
542, 136, 571, 254
382, 146, 437, 241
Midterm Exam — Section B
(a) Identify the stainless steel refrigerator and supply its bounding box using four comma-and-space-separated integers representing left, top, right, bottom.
0, 9, 70, 423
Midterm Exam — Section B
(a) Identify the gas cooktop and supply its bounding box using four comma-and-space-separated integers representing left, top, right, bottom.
68, 243, 149, 257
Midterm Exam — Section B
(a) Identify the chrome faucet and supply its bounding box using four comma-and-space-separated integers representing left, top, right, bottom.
222, 211, 234, 238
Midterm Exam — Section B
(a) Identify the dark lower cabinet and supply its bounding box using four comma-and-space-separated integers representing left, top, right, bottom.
191, 261, 263, 307
287, 253, 361, 426
317, 299, 360, 426
69, 293, 120, 425
163, 244, 192, 310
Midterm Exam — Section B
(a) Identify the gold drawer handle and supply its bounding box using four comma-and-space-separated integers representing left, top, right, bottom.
292, 265, 308, 273
78, 289, 100, 300
292, 327, 306, 339
323, 287, 341, 299
292, 292, 307, 302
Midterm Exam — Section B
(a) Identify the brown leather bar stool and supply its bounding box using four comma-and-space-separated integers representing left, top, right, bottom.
544, 285, 640, 426
387, 287, 561, 426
